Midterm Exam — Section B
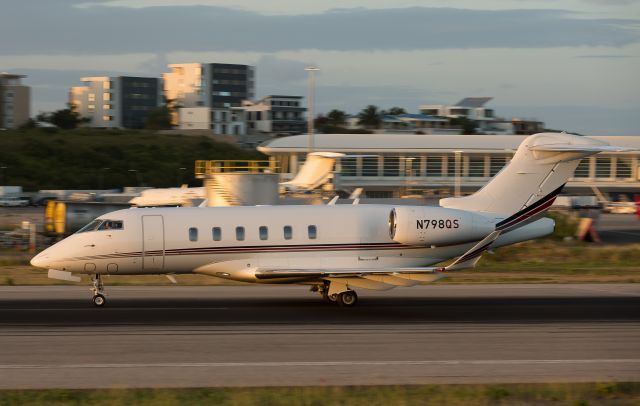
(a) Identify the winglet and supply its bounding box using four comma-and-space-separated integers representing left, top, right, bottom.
444, 230, 501, 271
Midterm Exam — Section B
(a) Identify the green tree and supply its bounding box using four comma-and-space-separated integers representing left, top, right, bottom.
145, 106, 173, 130
358, 105, 382, 129
386, 107, 407, 116
449, 117, 478, 135
37, 104, 87, 129
326, 109, 347, 126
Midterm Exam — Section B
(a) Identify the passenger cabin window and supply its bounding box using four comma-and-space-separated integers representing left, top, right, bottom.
284, 225, 293, 240
259, 226, 268, 240
212, 227, 222, 241
308, 225, 317, 239
236, 226, 245, 241
189, 227, 198, 242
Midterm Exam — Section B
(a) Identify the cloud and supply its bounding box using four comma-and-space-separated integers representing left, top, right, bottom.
575, 54, 639, 58
1, 3, 638, 55
579, 0, 640, 5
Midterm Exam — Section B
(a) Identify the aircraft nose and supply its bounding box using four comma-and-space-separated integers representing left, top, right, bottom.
30, 251, 50, 268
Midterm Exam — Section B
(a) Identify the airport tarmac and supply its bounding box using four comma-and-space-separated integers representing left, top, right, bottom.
0, 284, 639, 389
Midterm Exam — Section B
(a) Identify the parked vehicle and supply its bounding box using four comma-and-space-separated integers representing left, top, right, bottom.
0, 196, 30, 207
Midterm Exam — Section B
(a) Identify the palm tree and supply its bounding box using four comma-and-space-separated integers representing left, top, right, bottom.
358, 105, 382, 129
387, 107, 407, 116
326, 109, 347, 126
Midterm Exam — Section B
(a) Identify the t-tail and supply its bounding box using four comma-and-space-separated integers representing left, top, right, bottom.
440, 132, 633, 231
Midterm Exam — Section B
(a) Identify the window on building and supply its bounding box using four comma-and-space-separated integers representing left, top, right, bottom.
236, 226, 245, 241
212, 227, 222, 241
468, 156, 485, 177
490, 157, 507, 176
616, 158, 632, 179
383, 156, 400, 176
308, 225, 317, 239
189, 227, 198, 242
259, 226, 268, 240
256, 111, 262, 120
426, 156, 443, 177
340, 157, 357, 176
595, 157, 612, 178
574, 159, 590, 178
362, 157, 379, 176
88, 93, 95, 102
104, 93, 111, 101
446, 155, 460, 177
283, 225, 292, 240
405, 157, 421, 176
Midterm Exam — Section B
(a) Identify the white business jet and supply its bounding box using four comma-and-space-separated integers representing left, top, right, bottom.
31, 133, 630, 307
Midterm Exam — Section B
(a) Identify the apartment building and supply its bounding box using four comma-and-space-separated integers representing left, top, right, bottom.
243, 95, 306, 135
163, 63, 255, 125
0, 73, 30, 129
419, 97, 545, 135
69, 76, 160, 129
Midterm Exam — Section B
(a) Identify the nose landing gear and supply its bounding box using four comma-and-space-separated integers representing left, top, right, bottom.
91, 274, 106, 307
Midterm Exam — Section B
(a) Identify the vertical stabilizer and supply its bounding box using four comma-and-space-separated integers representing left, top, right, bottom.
439, 133, 628, 221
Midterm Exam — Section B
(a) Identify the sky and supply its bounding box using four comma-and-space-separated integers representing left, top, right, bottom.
1, 0, 639, 134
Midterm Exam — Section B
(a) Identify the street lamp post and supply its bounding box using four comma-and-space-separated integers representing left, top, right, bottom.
99, 167, 110, 190
305, 66, 320, 153
177, 167, 186, 186
128, 169, 143, 188
454, 150, 463, 197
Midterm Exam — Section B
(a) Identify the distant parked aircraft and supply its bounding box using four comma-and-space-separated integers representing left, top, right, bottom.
129, 185, 205, 207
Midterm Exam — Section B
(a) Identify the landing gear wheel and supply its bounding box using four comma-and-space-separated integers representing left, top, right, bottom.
322, 289, 339, 303
93, 293, 106, 307
337, 290, 358, 307
91, 274, 106, 307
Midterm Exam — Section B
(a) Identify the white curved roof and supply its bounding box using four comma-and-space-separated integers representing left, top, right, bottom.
258, 133, 640, 154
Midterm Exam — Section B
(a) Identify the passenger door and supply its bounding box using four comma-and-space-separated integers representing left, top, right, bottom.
142, 215, 165, 271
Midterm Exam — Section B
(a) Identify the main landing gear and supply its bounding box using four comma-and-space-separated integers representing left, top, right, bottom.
91, 274, 106, 307
315, 283, 358, 307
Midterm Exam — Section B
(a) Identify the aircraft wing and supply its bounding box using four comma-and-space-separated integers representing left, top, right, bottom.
254, 230, 502, 290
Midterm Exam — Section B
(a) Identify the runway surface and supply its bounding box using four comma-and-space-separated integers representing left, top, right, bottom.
0, 284, 639, 389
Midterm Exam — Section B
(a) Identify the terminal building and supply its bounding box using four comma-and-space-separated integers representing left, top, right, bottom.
258, 133, 640, 198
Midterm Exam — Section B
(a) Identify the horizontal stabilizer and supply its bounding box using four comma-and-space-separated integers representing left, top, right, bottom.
529, 144, 636, 153
444, 230, 501, 271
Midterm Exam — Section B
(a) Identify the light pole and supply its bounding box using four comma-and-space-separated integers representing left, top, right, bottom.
99, 167, 110, 190
128, 169, 142, 187
454, 150, 463, 197
177, 167, 186, 186
305, 66, 320, 153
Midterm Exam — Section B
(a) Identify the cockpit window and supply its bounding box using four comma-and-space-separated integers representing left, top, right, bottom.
98, 220, 124, 230
76, 219, 103, 233
76, 219, 124, 233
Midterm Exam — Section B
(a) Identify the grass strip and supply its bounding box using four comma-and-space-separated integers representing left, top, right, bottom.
1, 382, 639, 406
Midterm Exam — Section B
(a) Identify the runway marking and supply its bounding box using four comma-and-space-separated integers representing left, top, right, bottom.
1, 359, 639, 370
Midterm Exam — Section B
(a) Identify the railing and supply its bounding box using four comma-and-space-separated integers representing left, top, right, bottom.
195, 160, 277, 177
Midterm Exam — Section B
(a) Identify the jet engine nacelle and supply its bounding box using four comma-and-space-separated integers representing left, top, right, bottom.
389, 206, 495, 247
